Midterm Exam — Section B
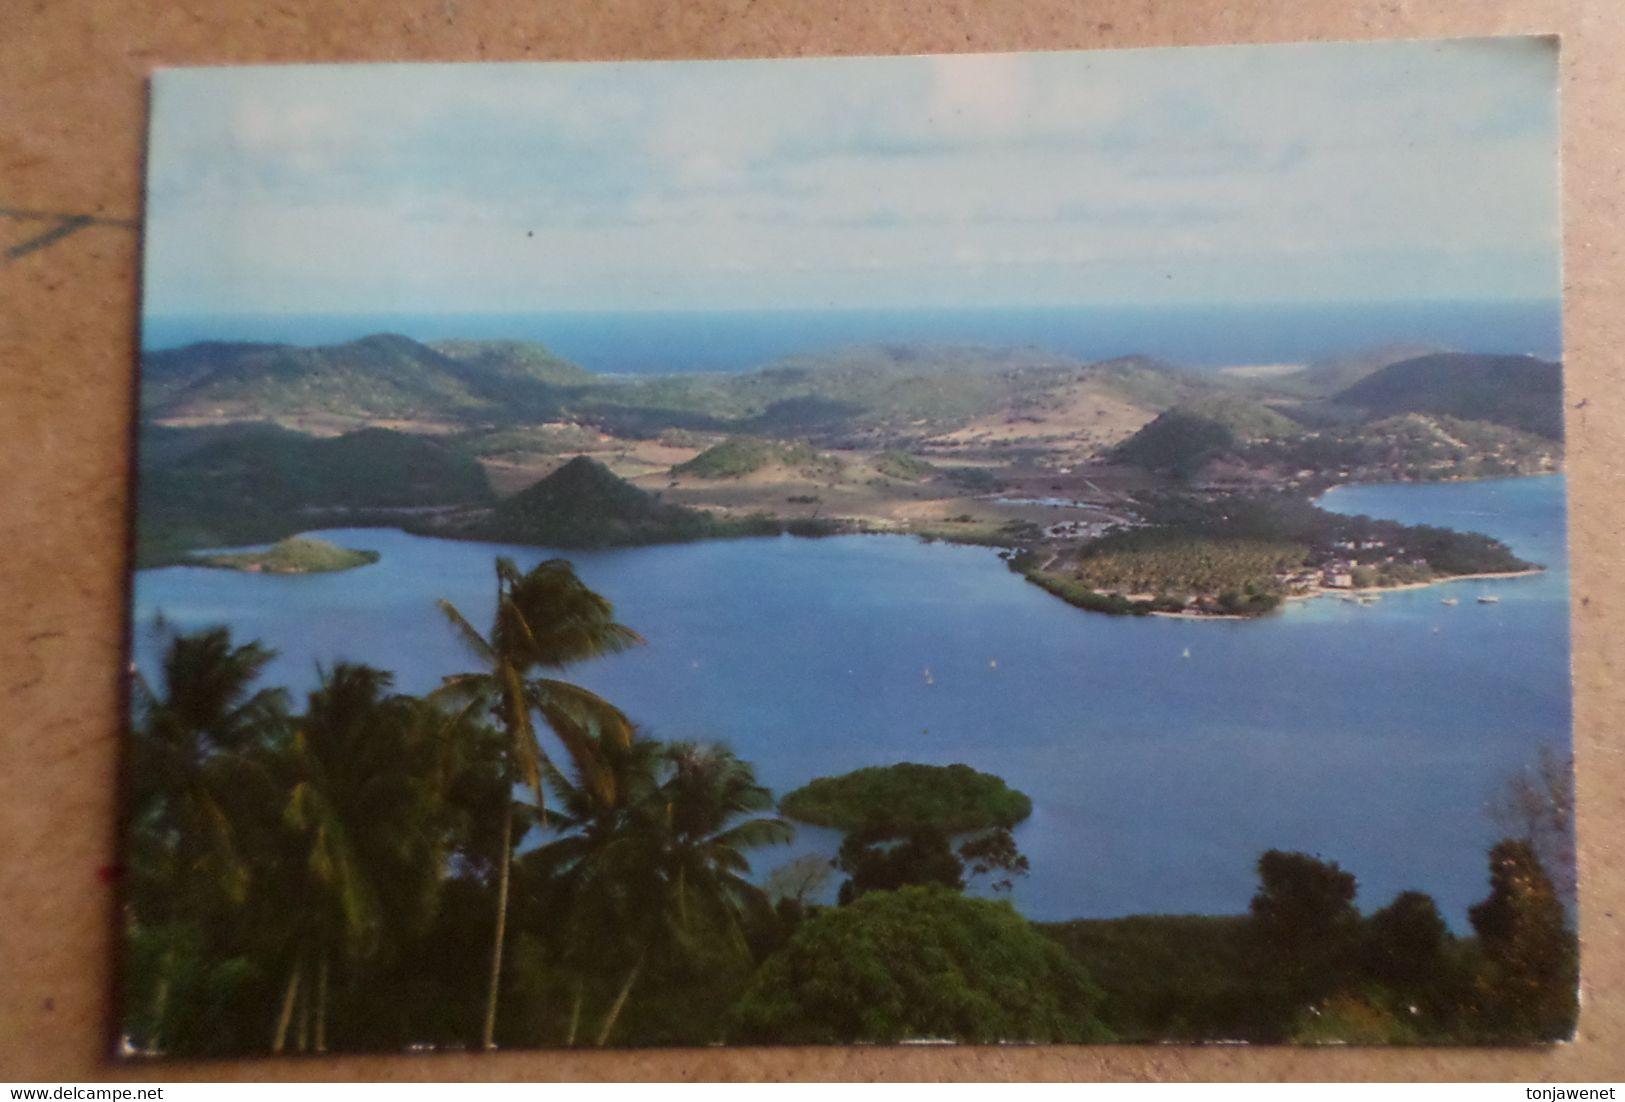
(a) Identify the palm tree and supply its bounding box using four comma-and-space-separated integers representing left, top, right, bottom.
271, 663, 404, 1053
435, 557, 642, 1050
534, 738, 792, 1045
656, 742, 795, 955
130, 626, 288, 894
126, 625, 289, 1052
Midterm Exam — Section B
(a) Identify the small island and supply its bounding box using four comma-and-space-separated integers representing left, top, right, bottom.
780, 762, 1033, 833
190, 536, 380, 575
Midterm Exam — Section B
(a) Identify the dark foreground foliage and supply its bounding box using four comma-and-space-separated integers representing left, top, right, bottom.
1043, 848, 1577, 1044
122, 559, 1575, 1054
728, 886, 1112, 1044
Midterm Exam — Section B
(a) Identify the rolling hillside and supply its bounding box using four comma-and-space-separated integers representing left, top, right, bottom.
1111, 396, 1296, 478
671, 436, 844, 480
142, 334, 590, 424
1334, 353, 1563, 439
136, 423, 493, 564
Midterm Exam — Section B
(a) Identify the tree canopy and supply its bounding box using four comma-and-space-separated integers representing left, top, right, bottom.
727, 885, 1111, 1044
778, 762, 1032, 834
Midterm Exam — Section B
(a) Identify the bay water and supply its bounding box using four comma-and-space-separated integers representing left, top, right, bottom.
131, 475, 1571, 927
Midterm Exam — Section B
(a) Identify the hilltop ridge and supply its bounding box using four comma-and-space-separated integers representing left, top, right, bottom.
1334, 353, 1562, 439
458, 455, 764, 548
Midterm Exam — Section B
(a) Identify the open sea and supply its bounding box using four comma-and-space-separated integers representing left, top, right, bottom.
141, 300, 1562, 374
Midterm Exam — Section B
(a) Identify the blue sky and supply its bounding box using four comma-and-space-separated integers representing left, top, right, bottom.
144, 37, 1560, 316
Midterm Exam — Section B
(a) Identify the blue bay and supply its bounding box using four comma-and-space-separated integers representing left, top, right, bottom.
130, 475, 1571, 930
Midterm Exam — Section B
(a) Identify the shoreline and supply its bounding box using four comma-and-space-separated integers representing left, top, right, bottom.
1146, 567, 1546, 621
1314, 469, 1564, 505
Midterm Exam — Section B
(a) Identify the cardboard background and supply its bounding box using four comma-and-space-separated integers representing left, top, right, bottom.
3, 0, 1622, 1082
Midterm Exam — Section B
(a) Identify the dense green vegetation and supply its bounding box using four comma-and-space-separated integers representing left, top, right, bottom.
1111, 396, 1296, 479
1044, 846, 1578, 1043
779, 762, 1033, 833
1015, 542, 1289, 619
125, 561, 797, 1055
1173, 395, 1300, 439
462, 456, 774, 548
1040, 915, 1255, 1040
1335, 353, 1564, 440
191, 537, 379, 574
1071, 535, 1305, 599
670, 435, 842, 480
1019, 570, 1158, 616
1012, 490, 1533, 618
136, 424, 495, 566
728, 886, 1111, 1044
1112, 410, 1241, 479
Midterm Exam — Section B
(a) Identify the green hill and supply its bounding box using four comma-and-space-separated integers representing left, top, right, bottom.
1110, 395, 1294, 480
1087, 356, 1208, 410
576, 344, 1101, 440
1172, 395, 1299, 439
671, 436, 842, 479
428, 338, 595, 387
142, 334, 589, 423
1286, 343, 1445, 397
1112, 411, 1236, 479
136, 424, 493, 564
470, 456, 748, 547
1335, 353, 1563, 439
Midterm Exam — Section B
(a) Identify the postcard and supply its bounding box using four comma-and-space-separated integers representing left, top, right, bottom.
124, 38, 1574, 1054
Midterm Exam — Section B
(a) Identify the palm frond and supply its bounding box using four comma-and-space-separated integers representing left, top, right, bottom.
707, 817, 795, 853
435, 599, 496, 665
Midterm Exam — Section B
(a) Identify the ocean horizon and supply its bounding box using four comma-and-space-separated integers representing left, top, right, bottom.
141, 299, 1562, 376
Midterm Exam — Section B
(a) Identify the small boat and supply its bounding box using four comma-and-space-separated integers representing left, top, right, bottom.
923, 667, 935, 685
1440, 597, 1459, 606
1181, 648, 1191, 659
1478, 595, 1500, 605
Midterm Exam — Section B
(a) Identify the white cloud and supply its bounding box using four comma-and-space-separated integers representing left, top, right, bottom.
143, 38, 1560, 314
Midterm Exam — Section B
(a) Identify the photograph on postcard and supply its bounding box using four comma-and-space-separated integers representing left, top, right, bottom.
123, 38, 1574, 1054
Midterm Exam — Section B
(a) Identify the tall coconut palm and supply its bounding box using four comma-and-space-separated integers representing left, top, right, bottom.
130, 626, 288, 895
435, 557, 642, 1050
534, 738, 793, 1045
127, 625, 288, 1051
271, 663, 406, 1053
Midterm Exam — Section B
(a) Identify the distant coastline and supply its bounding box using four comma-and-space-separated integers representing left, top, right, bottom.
140, 300, 1564, 374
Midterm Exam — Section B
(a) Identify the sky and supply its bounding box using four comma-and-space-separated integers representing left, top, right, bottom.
144, 37, 1561, 317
